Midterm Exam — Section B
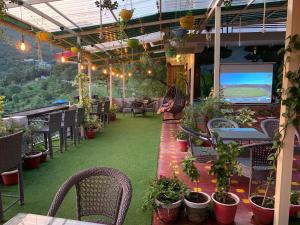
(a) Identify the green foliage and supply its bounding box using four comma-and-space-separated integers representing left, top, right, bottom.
84, 115, 102, 131
291, 191, 300, 205
224, 107, 257, 127
110, 104, 120, 114
181, 153, 200, 183
209, 136, 241, 203
142, 176, 187, 211
181, 105, 197, 129
176, 130, 187, 140
223, 0, 232, 8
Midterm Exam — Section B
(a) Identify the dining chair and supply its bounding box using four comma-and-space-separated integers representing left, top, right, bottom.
61, 109, 77, 151
179, 125, 217, 163
0, 131, 24, 222
237, 142, 275, 196
47, 168, 132, 225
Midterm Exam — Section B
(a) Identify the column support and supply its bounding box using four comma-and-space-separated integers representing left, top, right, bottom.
274, 1, 300, 225
88, 60, 92, 100
109, 63, 113, 108
122, 63, 126, 99
213, 5, 221, 97
189, 54, 195, 105
77, 37, 83, 104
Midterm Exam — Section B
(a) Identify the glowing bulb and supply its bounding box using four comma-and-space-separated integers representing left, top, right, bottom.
61, 56, 66, 63
116, 74, 119, 78
112, 72, 115, 76
120, 74, 124, 79
128, 72, 132, 77
103, 69, 107, 74
20, 42, 26, 51
92, 65, 96, 71
80, 65, 84, 70
147, 70, 152, 75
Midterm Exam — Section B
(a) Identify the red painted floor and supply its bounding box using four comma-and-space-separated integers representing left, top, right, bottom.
153, 121, 300, 225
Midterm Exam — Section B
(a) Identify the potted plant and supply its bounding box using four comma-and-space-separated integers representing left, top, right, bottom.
179, 11, 195, 30
209, 137, 241, 225
249, 195, 274, 225
84, 115, 101, 139
24, 148, 42, 169
142, 176, 187, 223
34, 144, 48, 163
176, 131, 188, 152
182, 153, 211, 223
110, 104, 119, 121
224, 107, 257, 128
290, 191, 300, 218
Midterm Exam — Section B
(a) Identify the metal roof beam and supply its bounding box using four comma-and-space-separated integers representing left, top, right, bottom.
6, 0, 62, 9
228, 0, 255, 24
199, 0, 224, 30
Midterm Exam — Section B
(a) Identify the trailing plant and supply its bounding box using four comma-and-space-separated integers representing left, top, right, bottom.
95, 0, 118, 10
224, 0, 232, 8
142, 176, 187, 211
0, 0, 19, 18
209, 136, 241, 203
176, 130, 187, 140
258, 34, 300, 207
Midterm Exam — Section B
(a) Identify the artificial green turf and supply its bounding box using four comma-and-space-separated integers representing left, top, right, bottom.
0, 114, 162, 225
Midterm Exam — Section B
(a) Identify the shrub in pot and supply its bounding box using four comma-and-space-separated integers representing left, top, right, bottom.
182, 153, 211, 223
84, 115, 102, 139
24, 150, 42, 169
142, 176, 187, 223
290, 191, 300, 218
34, 144, 48, 163
110, 104, 119, 121
209, 137, 241, 225
176, 131, 188, 152
249, 195, 274, 225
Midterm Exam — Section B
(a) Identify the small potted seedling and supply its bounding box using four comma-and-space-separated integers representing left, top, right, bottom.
182, 153, 211, 223
33, 144, 49, 163
209, 136, 241, 225
84, 115, 102, 139
176, 130, 188, 152
142, 176, 187, 223
290, 191, 300, 218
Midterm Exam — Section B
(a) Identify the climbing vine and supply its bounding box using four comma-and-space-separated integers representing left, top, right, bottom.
262, 34, 300, 207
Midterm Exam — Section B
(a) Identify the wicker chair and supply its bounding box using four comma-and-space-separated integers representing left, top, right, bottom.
33, 111, 63, 158
237, 142, 275, 196
122, 101, 132, 115
145, 100, 157, 116
0, 131, 24, 222
76, 108, 85, 144
179, 125, 217, 163
61, 109, 77, 151
131, 101, 145, 117
47, 168, 132, 225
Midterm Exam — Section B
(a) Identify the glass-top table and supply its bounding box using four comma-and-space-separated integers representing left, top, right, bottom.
213, 128, 271, 142
4, 213, 106, 225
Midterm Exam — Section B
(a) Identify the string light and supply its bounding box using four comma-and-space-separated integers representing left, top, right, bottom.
92, 65, 96, 71
112, 72, 115, 76
60, 49, 66, 63
128, 72, 132, 77
120, 74, 124, 79
80, 65, 85, 70
116, 74, 119, 78
147, 70, 152, 75
19, 34, 26, 51
103, 69, 107, 74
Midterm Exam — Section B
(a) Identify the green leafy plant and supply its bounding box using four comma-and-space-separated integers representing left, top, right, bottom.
110, 104, 120, 114
176, 130, 187, 140
225, 107, 257, 127
142, 176, 187, 211
84, 115, 102, 131
290, 191, 300, 205
95, 0, 118, 10
209, 136, 241, 203
224, 0, 232, 8
182, 153, 200, 194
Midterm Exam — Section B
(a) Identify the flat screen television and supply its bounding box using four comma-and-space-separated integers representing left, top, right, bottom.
220, 63, 273, 103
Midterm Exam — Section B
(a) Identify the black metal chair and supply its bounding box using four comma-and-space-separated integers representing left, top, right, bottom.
122, 100, 132, 115
61, 109, 77, 151
76, 108, 85, 144
179, 125, 217, 163
47, 168, 132, 225
103, 101, 111, 124
33, 111, 63, 158
0, 131, 24, 222
237, 142, 275, 196
145, 100, 157, 116
131, 101, 145, 117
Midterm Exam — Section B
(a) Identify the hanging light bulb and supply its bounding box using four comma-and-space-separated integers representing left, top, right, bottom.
20, 34, 26, 51
103, 69, 107, 74
60, 49, 66, 63
120, 74, 124, 79
128, 72, 132, 77
112, 71, 115, 76
92, 65, 96, 71
116, 74, 119, 78
80, 64, 85, 70
147, 70, 152, 75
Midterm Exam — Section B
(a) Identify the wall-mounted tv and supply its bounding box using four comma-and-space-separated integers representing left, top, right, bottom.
220, 63, 273, 103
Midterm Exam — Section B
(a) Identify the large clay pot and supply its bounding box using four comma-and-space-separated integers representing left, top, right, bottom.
119, 9, 133, 22
155, 199, 182, 223
212, 192, 240, 225
1, 169, 18, 186
85, 129, 97, 139
249, 196, 274, 225
24, 151, 42, 169
179, 15, 195, 30
40, 150, 49, 163
176, 139, 188, 152
184, 192, 211, 223
290, 203, 300, 217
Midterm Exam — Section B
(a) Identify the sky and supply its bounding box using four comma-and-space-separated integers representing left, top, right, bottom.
220, 72, 273, 86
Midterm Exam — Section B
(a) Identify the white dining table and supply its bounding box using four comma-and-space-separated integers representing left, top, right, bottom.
4, 213, 106, 225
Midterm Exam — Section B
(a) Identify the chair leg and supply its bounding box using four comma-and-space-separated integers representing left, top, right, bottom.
18, 165, 24, 205
248, 175, 253, 197
0, 191, 3, 222
59, 130, 63, 153
44, 133, 48, 150
48, 133, 53, 158
73, 126, 77, 146
63, 128, 67, 151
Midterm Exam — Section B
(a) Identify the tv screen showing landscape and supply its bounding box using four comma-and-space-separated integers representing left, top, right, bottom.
220, 64, 273, 103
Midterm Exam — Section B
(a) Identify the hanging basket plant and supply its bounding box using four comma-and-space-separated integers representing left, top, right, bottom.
36, 31, 52, 41
120, 9, 133, 22
70, 46, 80, 53
179, 11, 195, 30
166, 49, 176, 58
127, 39, 139, 48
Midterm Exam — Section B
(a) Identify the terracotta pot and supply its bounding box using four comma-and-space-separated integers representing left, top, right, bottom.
1, 169, 18, 186
24, 152, 42, 169
290, 204, 300, 218
212, 192, 240, 225
85, 129, 96, 139
249, 196, 274, 225
179, 15, 195, 30
155, 199, 182, 223
40, 150, 49, 163
176, 139, 188, 152
119, 9, 133, 22
184, 192, 211, 223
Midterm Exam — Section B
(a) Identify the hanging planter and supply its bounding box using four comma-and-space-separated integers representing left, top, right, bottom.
70, 46, 80, 53
120, 9, 133, 22
127, 39, 139, 48
179, 12, 195, 30
36, 31, 52, 41
166, 49, 176, 58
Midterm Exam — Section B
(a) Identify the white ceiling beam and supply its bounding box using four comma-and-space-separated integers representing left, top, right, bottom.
199, 0, 224, 30
228, 0, 256, 24
6, 0, 62, 9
